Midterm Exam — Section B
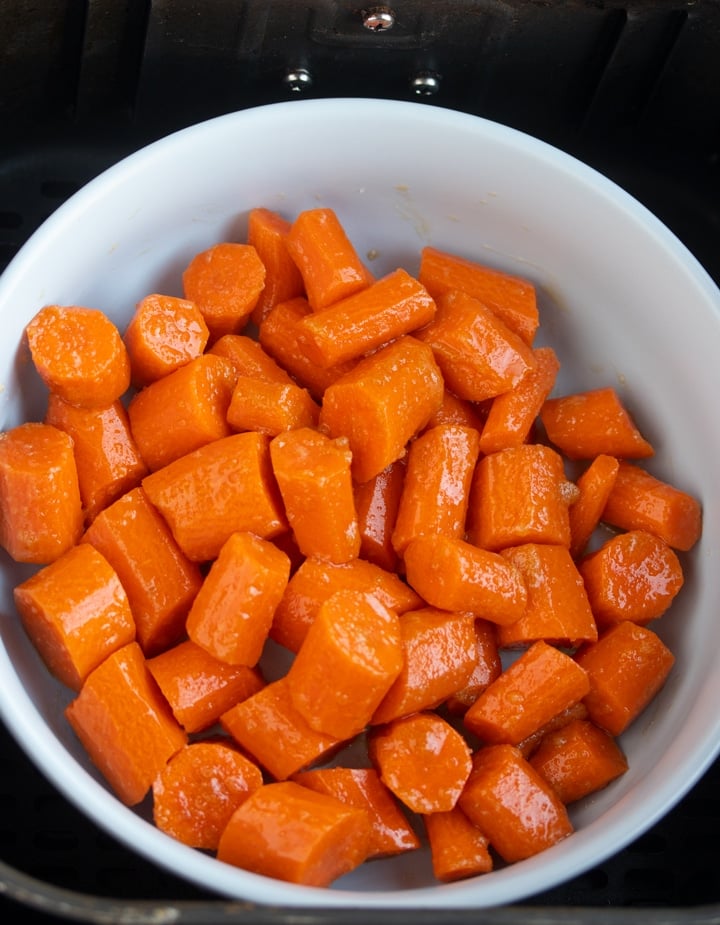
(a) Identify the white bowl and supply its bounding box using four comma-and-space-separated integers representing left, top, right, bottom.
1, 98, 719, 910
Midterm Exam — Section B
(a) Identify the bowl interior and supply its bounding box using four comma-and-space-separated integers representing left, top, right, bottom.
1, 98, 719, 909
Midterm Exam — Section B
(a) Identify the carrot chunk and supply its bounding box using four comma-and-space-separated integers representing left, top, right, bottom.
403, 534, 528, 626
320, 335, 445, 483
601, 461, 702, 552
516, 701, 590, 759
568, 454, 620, 559
153, 739, 263, 850
354, 459, 406, 572
227, 376, 319, 436
65, 641, 187, 805
208, 333, 295, 385
82, 487, 203, 656
424, 388, 488, 432
123, 293, 209, 387
423, 807, 493, 881
217, 781, 372, 887
463, 640, 591, 745
186, 531, 290, 666
25, 305, 131, 409
0, 422, 83, 563
458, 744, 573, 862
445, 619, 503, 716
575, 621, 675, 736
247, 207, 305, 325
286, 590, 403, 739
13, 543, 135, 691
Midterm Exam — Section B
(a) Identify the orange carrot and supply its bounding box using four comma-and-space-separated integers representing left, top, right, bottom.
319, 335, 444, 483
423, 388, 488, 433
182, 242, 266, 342
65, 641, 187, 805
354, 459, 406, 572
463, 640, 590, 745
217, 781, 372, 887
445, 619, 503, 715
226, 375, 319, 436
208, 333, 295, 385
601, 461, 702, 552
123, 293, 209, 387
458, 744, 573, 862
153, 739, 263, 850
423, 807, 493, 881
568, 454, 620, 559
186, 531, 290, 666
13, 543, 135, 691
516, 701, 590, 759
247, 207, 305, 325
25, 305, 131, 409
82, 487, 203, 656
286, 590, 403, 739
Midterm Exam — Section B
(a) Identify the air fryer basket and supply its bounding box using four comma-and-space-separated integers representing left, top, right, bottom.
1, 2, 719, 922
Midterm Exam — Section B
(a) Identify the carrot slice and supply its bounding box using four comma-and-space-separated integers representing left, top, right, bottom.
13, 543, 135, 691
227, 376, 319, 437
568, 454, 620, 559
208, 333, 295, 385
445, 619, 503, 716
354, 459, 406, 572
423, 807, 493, 881
247, 207, 305, 325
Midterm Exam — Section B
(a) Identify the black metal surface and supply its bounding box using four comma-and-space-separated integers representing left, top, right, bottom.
2, 2, 720, 922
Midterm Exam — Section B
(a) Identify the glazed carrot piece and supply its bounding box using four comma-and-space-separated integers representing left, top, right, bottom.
123, 293, 209, 387
467, 443, 577, 551
45, 394, 148, 523
369, 712, 472, 814
320, 336, 445, 483
568, 454, 620, 558
403, 534, 528, 626
516, 701, 589, 759
529, 718, 628, 804
541, 387, 654, 461
25, 305, 131, 409
391, 423, 480, 556
208, 333, 295, 385
182, 242, 266, 342
286, 590, 403, 739
82, 487, 203, 656
458, 744, 573, 862
65, 642, 187, 806
221, 676, 345, 780
153, 739, 263, 850
579, 530, 684, 628
286, 207, 372, 311
445, 619, 503, 716
575, 621, 676, 737
371, 608, 477, 724
141, 431, 287, 562
13, 543, 135, 691
269, 555, 422, 653
217, 780, 372, 887
226, 375, 319, 436
463, 640, 590, 745
415, 290, 537, 402
423, 807, 493, 881
601, 461, 702, 552
293, 767, 420, 858
353, 459, 406, 572
419, 246, 539, 345
247, 207, 305, 325
478, 346, 560, 454
296, 268, 436, 368
498, 544, 598, 649
147, 639, 264, 733
127, 354, 236, 471
270, 427, 360, 564
186, 531, 290, 666
0, 422, 83, 563
423, 388, 488, 433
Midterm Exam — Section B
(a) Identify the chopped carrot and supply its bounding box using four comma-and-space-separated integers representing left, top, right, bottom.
369, 712, 472, 814
354, 459, 406, 572
529, 718, 628, 804
45, 395, 148, 524
458, 744, 573, 862
516, 701, 590, 759
13, 543, 135, 691
25, 305, 131, 409
141, 431, 287, 562
82, 487, 203, 656
445, 619, 503, 716
247, 207, 305, 325
182, 242, 266, 342
186, 531, 290, 666
423, 807, 493, 881
568, 454, 620, 559
146, 639, 264, 733
153, 738, 263, 850
0, 422, 83, 563
601, 461, 702, 551
217, 780, 372, 887
286, 590, 403, 739
320, 335, 445, 483
208, 333, 295, 385
423, 388, 488, 433
463, 640, 590, 745
403, 534, 528, 626
123, 293, 209, 387
575, 621, 676, 736
65, 641, 187, 806
227, 375, 319, 436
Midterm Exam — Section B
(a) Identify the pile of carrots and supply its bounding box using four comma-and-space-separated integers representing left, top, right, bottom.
0, 205, 702, 888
